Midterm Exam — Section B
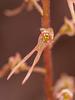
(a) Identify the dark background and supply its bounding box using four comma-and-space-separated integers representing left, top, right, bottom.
0, 0, 75, 100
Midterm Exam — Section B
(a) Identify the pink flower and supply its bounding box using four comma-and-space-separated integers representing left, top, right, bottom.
57, 89, 73, 100
54, 74, 74, 100
7, 28, 54, 84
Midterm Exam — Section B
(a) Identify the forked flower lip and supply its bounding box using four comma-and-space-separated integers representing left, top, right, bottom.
7, 28, 54, 84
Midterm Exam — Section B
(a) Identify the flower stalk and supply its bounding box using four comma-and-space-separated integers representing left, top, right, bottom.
42, 0, 54, 100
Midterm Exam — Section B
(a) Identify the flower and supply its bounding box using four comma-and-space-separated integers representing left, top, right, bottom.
51, 0, 75, 49
0, 53, 27, 78
54, 74, 74, 100
7, 28, 54, 84
51, 17, 75, 48
59, 17, 75, 37
57, 89, 73, 100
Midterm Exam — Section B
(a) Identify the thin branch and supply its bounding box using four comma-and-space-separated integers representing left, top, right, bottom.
23, 66, 46, 74
4, 1, 26, 16
33, 1, 43, 16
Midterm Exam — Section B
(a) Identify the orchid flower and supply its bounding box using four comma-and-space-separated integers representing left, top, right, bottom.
51, 17, 75, 48
59, 17, 75, 36
54, 74, 74, 100
50, 0, 75, 48
9, 53, 26, 74
0, 53, 27, 78
7, 28, 54, 84
4, 0, 43, 16
57, 89, 73, 100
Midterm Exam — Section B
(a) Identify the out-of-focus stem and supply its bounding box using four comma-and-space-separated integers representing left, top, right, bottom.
33, 1, 43, 16
23, 66, 46, 74
42, 0, 54, 100
0, 64, 11, 78
4, 1, 26, 16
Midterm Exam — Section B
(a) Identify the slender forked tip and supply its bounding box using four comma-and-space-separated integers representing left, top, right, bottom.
22, 79, 26, 85
7, 76, 9, 80
7, 71, 13, 80
7, 48, 36, 81
21, 70, 32, 85
21, 71, 31, 85
21, 74, 29, 85
7, 66, 18, 80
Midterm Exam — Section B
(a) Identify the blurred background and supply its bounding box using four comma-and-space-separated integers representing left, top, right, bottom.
0, 0, 75, 100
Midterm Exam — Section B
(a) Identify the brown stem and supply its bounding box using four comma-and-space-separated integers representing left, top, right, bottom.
42, 0, 54, 100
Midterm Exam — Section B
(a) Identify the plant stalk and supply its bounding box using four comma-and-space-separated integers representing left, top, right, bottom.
42, 0, 54, 100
